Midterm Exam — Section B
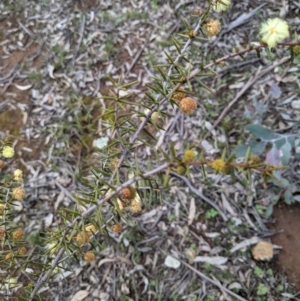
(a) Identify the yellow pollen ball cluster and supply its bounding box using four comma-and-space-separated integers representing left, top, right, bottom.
213, 0, 231, 12
211, 159, 226, 172
2, 146, 15, 158
84, 251, 95, 262
12, 187, 25, 201
183, 150, 196, 163
12, 228, 24, 240
14, 169, 23, 181
76, 231, 90, 245
179, 97, 197, 114
176, 165, 187, 175
204, 19, 221, 37
259, 18, 289, 48
130, 198, 142, 213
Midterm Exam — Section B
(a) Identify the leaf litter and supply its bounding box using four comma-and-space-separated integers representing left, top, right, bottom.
0, 0, 300, 300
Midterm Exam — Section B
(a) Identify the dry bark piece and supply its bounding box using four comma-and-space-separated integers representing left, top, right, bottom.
252, 241, 273, 261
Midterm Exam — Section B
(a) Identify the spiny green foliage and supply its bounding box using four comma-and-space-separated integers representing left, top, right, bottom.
0, 1, 300, 300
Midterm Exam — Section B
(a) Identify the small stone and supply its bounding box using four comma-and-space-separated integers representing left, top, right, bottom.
252, 241, 273, 261
291, 100, 300, 110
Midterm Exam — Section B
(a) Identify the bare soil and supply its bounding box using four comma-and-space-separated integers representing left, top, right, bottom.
272, 203, 300, 290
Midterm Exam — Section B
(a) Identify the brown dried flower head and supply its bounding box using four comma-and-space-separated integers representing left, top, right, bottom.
0, 228, 6, 239
84, 250, 95, 262
6, 252, 13, 261
0, 160, 5, 169
76, 231, 90, 245
179, 97, 197, 114
18, 247, 27, 255
12, 187, 25, 201
204, 19, 221, 37
172, 91, 186, 103
12, 228, 24, 240
120, 186, 136, 200
111, 223, 123, 233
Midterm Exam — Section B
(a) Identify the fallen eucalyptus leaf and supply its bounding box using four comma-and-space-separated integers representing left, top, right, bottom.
164, 255, 181, 269
14, 83, 32, 90
194, 256, 227, 266
70, 290, 89, 301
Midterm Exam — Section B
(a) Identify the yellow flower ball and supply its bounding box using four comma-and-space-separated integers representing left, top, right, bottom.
14, 169, 23, 181
211, 159, 226, 172
259, 18, 289, 48
204, 19, 221, 37
84, 250, 95, 262
130, 198, 142, 213
176, 165, 187, 175
12, 228, 24, 240
2, 146, 15, 158
183, 150, 196, 163
213, 0, 231, 12
12, 187, 25, 201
